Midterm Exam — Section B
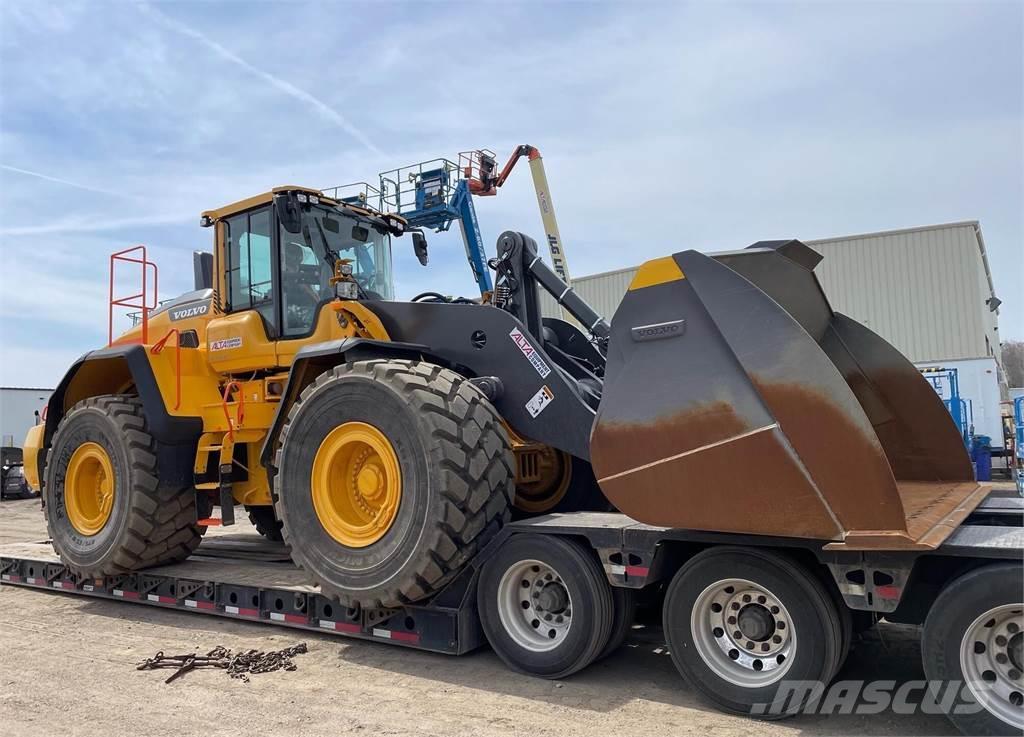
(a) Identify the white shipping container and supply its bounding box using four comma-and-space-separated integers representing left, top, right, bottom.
914, 357, 1003, 447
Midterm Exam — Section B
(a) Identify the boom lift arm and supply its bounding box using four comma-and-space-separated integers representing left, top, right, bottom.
467, 145, 572, 285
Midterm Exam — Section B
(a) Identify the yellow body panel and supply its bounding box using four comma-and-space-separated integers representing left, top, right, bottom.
206, 312, 278, 374
23, 425, 43, 491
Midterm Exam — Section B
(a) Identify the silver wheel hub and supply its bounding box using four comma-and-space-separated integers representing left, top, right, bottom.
497, 559, 573, 652
960, 604, 1024, 729
691, 578, 796, 687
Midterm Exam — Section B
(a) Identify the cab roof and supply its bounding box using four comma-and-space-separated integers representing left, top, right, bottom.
200, 185, 332, 222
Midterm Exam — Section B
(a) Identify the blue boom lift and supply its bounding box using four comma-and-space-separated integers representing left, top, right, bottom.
327, 147, 570, 301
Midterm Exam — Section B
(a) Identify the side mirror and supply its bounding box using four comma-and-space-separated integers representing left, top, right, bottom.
412, 231, 429, 266
274, 192, 302, 234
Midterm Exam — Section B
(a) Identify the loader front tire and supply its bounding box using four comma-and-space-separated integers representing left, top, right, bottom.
44, 395, 203, 577
245, 505, 284, 542
274, 360, 515, 609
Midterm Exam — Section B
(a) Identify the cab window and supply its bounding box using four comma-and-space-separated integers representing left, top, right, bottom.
225, 207, 274, 329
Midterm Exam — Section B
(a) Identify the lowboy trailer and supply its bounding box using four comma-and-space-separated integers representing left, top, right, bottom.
3, 491, 1021, 734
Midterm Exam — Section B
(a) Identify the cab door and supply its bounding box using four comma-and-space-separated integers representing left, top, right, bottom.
206, 206, 280, 374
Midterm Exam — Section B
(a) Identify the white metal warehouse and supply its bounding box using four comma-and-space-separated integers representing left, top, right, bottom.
0, 387, 52, 448
542, 221, 1007, 443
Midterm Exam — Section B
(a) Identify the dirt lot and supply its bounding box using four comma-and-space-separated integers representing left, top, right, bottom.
0, 495, 977, 737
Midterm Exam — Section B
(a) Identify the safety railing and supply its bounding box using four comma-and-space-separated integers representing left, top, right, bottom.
321, 181, 384, 211
220, 381, 245, 441
377, 157, 462, 217
109, 245, 158, 345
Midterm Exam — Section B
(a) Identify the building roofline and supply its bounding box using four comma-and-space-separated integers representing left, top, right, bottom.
804, 220, 981, 245
806, 220, 997, 303
567, 264, 639, 281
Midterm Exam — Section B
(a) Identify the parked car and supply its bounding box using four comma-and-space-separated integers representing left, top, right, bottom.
1, 446, 37, 500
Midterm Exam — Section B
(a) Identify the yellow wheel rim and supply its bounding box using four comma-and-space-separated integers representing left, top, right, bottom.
65, 442, 115, 536
514, 448, 572, 514
311, 421, 402, 548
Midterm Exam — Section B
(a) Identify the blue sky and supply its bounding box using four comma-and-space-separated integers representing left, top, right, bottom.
1, 0, 1021, 388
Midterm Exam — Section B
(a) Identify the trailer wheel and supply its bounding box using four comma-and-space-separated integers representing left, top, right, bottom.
922, 563, 1023, 736
663, 547, 843, 718
598, 586, 637, 661
44, 395, 203, 577
245, 505, 283, 542
275, 360, 514, 608
478, 533, 614, 679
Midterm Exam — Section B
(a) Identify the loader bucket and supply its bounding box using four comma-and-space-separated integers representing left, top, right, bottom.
590, 241, 984, 550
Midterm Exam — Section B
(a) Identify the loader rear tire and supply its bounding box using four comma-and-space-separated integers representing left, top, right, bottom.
44, 395, 203, 577
245, 505, 284, 542
274, 360, 514, 609
663, 547, 843, 719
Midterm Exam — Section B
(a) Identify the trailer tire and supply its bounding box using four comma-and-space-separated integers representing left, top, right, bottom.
598, 586, 637, 661
478, 533, 614, 679
275, 360, 514, 608
663, 547, 843, 719
44, 395, 203, 577
921, 563, 1023, 736
245, 505, 284, 542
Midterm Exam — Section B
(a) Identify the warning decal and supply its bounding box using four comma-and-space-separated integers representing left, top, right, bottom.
525, 385, 555, 418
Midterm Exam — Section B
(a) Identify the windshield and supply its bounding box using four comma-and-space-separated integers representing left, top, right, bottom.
280, 205, 394, 336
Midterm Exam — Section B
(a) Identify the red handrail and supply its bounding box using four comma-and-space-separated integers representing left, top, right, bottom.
109, 245, 158, 345
150, 328, 181, 410
221, 381, 245, 441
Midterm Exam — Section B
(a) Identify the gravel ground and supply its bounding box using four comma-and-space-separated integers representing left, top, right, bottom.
4, 491, 1006, 736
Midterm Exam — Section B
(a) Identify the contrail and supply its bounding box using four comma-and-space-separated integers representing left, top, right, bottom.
0, 164, 132, 198
138, 3, 384, 157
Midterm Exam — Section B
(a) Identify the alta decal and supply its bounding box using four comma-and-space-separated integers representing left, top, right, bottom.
509, 327, 551, 378
210, 337, 242, 351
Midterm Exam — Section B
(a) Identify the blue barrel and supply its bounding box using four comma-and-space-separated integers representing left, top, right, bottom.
971, 435, 992, 482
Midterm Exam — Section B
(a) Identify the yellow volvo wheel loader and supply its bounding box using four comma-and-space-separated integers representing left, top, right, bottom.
23, 184, 988, 605
19, 184, 1021, 733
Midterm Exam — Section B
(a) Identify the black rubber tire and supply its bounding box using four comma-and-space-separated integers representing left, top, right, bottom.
274, 359, 514, 609
44, 395, 203, 577
598, 586, 637, 661
663, 547, 844, 719
478, 533, 614, 679
245, 505, 284, 542
921, 563, 1024, 736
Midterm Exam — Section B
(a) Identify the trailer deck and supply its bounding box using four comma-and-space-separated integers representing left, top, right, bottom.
2, 492, 1020, 658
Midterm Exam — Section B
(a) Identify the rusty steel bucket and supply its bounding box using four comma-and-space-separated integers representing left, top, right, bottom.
590, 240, 984, 551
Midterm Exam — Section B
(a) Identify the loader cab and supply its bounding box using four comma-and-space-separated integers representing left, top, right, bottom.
200, 187, 398, 370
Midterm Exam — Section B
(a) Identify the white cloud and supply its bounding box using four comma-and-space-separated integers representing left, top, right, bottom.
135, 2, 384, 157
